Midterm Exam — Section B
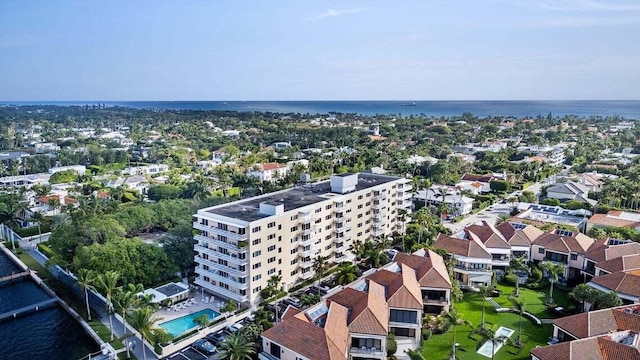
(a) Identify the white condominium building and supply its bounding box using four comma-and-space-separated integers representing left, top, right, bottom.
193, 173, 412, 306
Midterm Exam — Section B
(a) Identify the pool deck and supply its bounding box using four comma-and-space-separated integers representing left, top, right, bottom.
153, 292, 230, 325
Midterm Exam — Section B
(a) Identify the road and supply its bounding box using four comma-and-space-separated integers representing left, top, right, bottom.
444, 181, 545, 234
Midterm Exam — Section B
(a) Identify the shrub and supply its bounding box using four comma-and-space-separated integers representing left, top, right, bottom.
526, 282, 543, 290
387, 334, 397, 356
502, 274, 518, 286
37, 243, 55, 258
530, 266, 543, 281
421, 329, 432, 341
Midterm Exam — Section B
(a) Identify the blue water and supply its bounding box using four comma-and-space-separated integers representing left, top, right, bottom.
159, 308, 220, 338
0, 307, 98, 360
0, 252, 20, 276
0, 279, 51, 313
3, 100, 640, 118
0, 252, 98, 359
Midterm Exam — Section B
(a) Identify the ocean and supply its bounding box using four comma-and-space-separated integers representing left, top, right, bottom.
3, 100, 640, 118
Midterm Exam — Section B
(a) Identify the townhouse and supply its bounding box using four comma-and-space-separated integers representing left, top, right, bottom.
531, 304, 640, 360
259, 249, 451, 360
432, 233, 493, 288
530, 229, 596, 281
193, 173, 412, 306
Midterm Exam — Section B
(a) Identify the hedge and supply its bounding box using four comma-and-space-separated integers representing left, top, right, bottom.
37, 243, 56, 258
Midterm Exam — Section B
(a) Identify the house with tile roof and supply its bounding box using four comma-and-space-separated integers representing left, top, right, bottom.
465, 221, 513, 271
530, 229, 597, 280
260, 250, 451, 360
587, 269, 640, 305
531, 304, 640, 360
587, 211, 640, 233
582, 239, 640, 279
247, 162, 290, 182
495, 221, 545, 260
457, 173, 496, 193
433, 233, 493, 288
395, 249, 452, 314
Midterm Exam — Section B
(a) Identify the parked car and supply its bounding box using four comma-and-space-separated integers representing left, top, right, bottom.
205, 331, 226, 345
227, 322, 244, 333
283, 296, 301, 308
193, 339, 216, 355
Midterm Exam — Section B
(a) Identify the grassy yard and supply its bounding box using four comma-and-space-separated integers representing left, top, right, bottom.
492, 283, 573, 319
14, 250, 51, 279
421, 291, 554, 360
88, 319, 125, 350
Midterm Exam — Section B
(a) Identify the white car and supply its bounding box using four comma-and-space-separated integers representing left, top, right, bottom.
227, 322, 244, 333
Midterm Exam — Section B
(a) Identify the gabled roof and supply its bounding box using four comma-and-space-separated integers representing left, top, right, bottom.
589, 212, 640, 229
591, 270, 640, 298
495, 222, 545, 247
597, 254, 640, 274
531, 336, 640, 360
466, 221, 510, 249
366, 266, 422, 310
547, 182, 590, 195
552, 305, 640, 341
262, 302, 349, 360
327, 282, 389, 336
433, 233, 491, 259
585, 241, 640, 264
533, 232, 596, 254
394, 250, 452, 289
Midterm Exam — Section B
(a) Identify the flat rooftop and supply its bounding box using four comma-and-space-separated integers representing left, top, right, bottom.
156, 282, 189, 297
202, 173, 400, 222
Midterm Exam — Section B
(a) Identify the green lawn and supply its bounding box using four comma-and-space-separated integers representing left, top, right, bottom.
14, 250, 51, 279
492, 283, 573, 319
88, 319, 125, 350
420, 292, 554, 360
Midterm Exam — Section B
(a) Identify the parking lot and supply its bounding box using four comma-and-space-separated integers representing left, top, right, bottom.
169, 346, 216, 360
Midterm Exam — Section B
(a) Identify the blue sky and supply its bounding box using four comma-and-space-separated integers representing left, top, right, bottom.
1, 0, 639, 100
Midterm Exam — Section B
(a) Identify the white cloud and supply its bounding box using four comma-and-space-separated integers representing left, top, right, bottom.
528, 0, 640, 12
304, 7, 365, 22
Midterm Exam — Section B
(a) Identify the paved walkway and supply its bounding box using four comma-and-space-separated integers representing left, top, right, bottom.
486, 297, 502, 309
19, 242, 157, 360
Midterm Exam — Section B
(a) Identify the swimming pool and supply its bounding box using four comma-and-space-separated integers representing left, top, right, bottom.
476, 326, 515, 358
158, 309, 221, 338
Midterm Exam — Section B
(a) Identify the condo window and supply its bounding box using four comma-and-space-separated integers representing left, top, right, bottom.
290, 226, 297, 232
268, 257, 276, 263
268, 222, 276, 228
253, 286, 261, 294
538, 248, 545, 254
290, 215, 298, 221
252, 239, 261, 245
570, 253, 578, 261
253, 274, 261, 281
268, 245, 276, 252
252, 262, 261, 269
252, 250, 261, 257
325, 205, 332, 210
252, 226, 261, 233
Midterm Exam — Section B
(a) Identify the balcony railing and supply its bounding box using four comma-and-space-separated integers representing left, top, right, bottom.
195, 266, 248, 290
336, 234, 351, 242
373, 202, 386, 210
194, 234, 247, 253
299, 259, 314, 268
194, 257, 246, 277
397, 191, 412, 200
335, 224, 351, 233
335, 243, 347, 252
300, 271, 313, 280
374, 193, 387, 201
423, 296, 449, 304
299, 214, 318, 224
195, 278, 247, 303
454, 264, 491, 272
298, 248, 314, 257
350, 347, 384, 357
195, 245, 248, 265
300, 237, 313, 246
301, 227, 316, 236
193, 222, 248, 241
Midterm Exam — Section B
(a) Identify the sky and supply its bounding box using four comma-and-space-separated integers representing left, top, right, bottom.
1, 0, 639, 101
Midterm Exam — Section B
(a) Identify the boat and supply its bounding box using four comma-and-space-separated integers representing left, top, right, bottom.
401, 101, 416, 107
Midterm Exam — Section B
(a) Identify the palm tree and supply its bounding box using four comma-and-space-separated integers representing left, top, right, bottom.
363, 249, 387, 269
113, 284, 143, 359
77, 269, 97, 320
444, 309, 472, 360
397, 209, 408, 252
216, 331, 256, 360
405, 348, 426, 360
335, 263, 359, 285
312, 255, 328, 286
31, 211, 46, 243
479, 284, 492, 330
51, 213, 71, 231
97, 271, 121, 341
570, 283, 598, 312
542, 262, 565, 304
495, 213, 511, 225
128, 306, 164, 360
348, 239, 365, 259
509, 256, 528, 297
510, 296, 525, 347
267, 274, 282, 322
